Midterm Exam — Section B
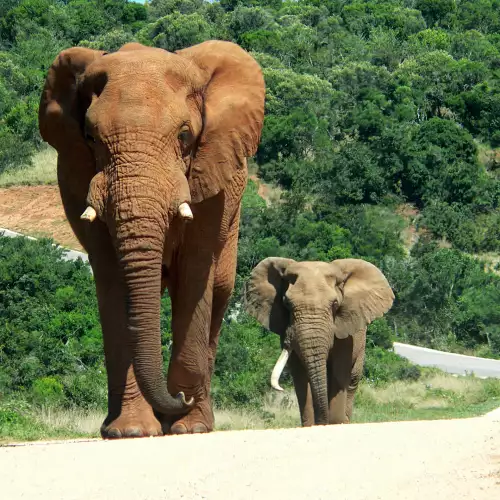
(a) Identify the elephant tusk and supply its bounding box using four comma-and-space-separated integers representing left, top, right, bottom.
270, 349, 290, 391
80, 206, 97, 222
177, 391, 194, 406
178, 202, 193, 221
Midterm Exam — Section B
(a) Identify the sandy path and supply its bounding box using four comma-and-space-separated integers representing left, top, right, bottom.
1, 415, 499, 499
0, 186, 83, 251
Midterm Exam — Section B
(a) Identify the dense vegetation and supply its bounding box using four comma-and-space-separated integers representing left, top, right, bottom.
2, 0, 500, 421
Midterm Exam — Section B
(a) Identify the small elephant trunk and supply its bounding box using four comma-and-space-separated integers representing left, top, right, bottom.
294, 328, 332, 426
306, 358, 329, 425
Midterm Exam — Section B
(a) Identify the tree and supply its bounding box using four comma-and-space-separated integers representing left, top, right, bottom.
415, 0, 457, 28
138, 12, 213, 50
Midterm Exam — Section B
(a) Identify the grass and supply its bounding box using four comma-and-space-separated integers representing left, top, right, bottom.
0, 401, 99, 444
352, 373, 500, 423
1, 372, 499, 444
0, 148, 57, 187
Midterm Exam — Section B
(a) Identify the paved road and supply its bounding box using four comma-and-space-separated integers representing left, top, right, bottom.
1, 412, 499, 500
394, 342, 500, 379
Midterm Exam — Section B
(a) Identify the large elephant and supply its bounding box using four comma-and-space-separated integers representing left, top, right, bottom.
244, 258, 394, 426
38, 41, 265, 438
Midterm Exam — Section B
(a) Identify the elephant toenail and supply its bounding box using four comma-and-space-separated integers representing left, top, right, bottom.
105, 428, 122, 439
123, 427, 143, 438
192, 424, 208, 434
170, 423, 188, 435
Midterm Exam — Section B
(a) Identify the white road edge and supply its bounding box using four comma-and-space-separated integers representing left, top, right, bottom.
393, 341, 500, 379
0, 227, 90, 269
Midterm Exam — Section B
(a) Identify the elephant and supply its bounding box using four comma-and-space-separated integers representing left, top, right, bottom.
38, 40, 265, 438
243, 258, 394, 426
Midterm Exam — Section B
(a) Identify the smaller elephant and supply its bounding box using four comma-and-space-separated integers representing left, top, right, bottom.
243, 258, 394, 426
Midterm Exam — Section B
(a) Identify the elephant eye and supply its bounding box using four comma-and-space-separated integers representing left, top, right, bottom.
84, 119, 97, 146
84, 129, 96, 148
178, 127, 194, 154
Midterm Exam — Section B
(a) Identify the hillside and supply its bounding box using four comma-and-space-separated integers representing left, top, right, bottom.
3, 0, 500, 434
2, 0, 500, 357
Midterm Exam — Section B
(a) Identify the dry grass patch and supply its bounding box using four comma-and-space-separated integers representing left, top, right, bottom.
37, 408, 104, 437
215, 391, 300, 431
353, 373, 500, 424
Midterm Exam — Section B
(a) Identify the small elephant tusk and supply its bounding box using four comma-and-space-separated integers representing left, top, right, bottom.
80, 206, 97, 222
270, 349, 290, 392
177, 391, 194, 406
178, 202, 193, 221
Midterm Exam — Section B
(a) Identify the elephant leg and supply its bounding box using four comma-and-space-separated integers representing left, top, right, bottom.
166, 200, 222, 434
166, 180, 245, 435
345, 344, 365, 423
91, 228, 162, 438
289, 352, 314, 427
328, 336, 354, 425
204, 212, 240, 430
166, 267, 214, 434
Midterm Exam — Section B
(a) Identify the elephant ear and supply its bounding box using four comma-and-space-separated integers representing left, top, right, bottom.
38, 47, 106, 153
243, 257, 295, 337
176, 40, 265, 204
331, 259, 395, 339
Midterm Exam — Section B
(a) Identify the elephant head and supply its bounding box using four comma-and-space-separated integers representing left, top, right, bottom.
243, 258, 394, 424
39, 41, 265, 416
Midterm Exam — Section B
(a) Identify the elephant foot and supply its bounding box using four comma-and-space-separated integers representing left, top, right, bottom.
169, 399, 214, 435
101, 402, 163, 439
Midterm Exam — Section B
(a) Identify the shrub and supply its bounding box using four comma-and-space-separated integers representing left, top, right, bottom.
31, 376, 65, 407
367, 318, 394, 350
364, 346, 421, 384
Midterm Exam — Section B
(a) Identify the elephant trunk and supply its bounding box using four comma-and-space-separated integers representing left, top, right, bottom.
108, 165, 193, 416
294, 323, 332, 425
306, 355, 329, 425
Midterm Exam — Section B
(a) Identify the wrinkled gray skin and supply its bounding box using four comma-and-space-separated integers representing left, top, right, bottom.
244, 258, 394, 426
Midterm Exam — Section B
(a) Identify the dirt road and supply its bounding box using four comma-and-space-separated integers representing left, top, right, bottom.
1, 413, 499, 500
0, 186, 82, 251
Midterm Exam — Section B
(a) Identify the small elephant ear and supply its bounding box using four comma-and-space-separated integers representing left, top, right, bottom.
38, 47, 106, 153
243, 257, 295, 337
176, 40, 265, 204
331, 259, 395, 339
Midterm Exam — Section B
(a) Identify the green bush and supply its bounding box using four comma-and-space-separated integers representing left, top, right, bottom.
31, 376, 65, 407
367, 318, 394, 350
213, 317, 281, 408
62, 370, 107, 410
364, 346, 421, 384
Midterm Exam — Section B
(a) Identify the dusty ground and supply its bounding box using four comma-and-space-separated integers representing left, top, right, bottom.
0, 186, 83, 251
0, 177, 277, 252
1, 414, 499, 500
